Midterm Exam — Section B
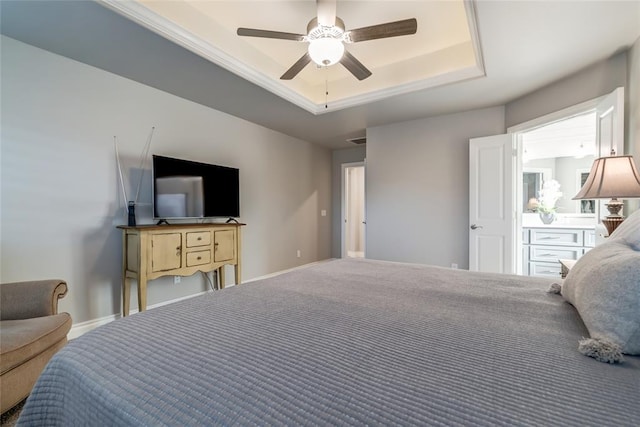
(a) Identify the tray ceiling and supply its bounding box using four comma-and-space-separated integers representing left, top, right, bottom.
102, 0, 484, 114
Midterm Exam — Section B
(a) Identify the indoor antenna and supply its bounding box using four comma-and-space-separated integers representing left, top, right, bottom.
133, 127, 155, 204
114, 127, 155, 226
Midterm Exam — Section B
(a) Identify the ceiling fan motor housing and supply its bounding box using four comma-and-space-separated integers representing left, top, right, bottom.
306, 17, 345, 35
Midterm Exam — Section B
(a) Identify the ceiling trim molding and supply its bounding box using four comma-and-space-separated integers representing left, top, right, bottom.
99, 0, 486, 115
464, 0, 486, 77
324, 65, 484, 112
98, 0, 319, 114
507, 96, 604, 134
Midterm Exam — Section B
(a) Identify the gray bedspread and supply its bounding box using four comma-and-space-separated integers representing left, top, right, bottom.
17, 259, 640, 426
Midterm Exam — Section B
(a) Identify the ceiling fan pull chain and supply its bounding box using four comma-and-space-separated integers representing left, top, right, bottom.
325, 67, 329, 109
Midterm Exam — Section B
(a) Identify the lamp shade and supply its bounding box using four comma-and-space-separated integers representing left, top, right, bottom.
573, 155, 640, 200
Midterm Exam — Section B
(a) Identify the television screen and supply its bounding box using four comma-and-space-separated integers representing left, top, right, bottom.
152, 155, 239, 219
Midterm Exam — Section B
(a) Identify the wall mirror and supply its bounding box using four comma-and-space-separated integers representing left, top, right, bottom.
522, 112, 596, 216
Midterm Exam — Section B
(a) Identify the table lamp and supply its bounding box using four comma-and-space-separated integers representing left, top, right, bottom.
573, 152, 640, 235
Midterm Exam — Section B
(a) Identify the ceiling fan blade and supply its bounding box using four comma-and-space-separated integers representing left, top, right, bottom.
317, 0, 337, 27
347, 18, 417, 43
237, 28, 305, 41
280, 53, 312, 80
340, 51, 372, 81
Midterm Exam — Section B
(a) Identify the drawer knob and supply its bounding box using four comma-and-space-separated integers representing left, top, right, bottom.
197, 256, 202, 260
197, 237, 202, 241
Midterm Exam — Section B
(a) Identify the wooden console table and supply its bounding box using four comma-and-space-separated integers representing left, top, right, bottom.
118, 223, 244, 316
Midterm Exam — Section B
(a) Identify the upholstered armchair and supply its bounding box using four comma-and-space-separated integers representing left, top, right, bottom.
0, 280, 72, 413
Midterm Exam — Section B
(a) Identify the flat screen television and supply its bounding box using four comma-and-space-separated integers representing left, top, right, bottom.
152, 155, 239, 220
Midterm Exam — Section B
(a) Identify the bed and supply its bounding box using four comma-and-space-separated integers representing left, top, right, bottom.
16, 256, 640, 426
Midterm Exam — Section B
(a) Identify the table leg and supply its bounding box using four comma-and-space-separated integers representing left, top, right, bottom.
234, 264, 241, 285
219, 266, 226, 289
122, 277, 131, 317
138, 276, 148, 312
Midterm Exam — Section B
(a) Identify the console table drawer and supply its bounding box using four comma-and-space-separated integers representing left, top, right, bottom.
186, 250, 211, 267
186, 231, 211, 247
530, 246, 582, 262
529, 229, 583, 246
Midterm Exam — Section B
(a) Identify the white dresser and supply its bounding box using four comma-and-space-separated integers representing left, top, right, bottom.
523, 227, 595, 278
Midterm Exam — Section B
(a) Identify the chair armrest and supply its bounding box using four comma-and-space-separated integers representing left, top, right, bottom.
0, 280, 68, 320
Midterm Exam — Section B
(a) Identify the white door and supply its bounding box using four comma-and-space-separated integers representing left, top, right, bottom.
595, 87, 624, 158
469, 134, 515, 273
342, 163, 366, 258
594, 87, 624, 240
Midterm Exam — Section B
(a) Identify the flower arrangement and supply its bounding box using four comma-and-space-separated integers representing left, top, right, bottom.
537, 179, 562, 214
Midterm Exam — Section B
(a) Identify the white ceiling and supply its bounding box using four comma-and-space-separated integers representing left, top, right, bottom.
522, 112, 596, 161
108, 0, 483, 113
1, 1, 639, 149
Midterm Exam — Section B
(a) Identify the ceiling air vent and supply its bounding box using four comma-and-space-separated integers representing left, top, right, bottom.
347, 137, 366, 145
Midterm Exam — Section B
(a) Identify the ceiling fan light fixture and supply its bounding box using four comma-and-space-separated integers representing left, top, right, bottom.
308, 37, 344, 66
237, 12, 416, 80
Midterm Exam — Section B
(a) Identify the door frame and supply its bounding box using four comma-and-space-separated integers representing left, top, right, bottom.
509, 101, 598, 275
341, 161, 365, 258
507, 88, 624, 272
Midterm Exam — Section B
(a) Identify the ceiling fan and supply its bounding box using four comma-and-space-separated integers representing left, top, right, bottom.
237, 0, 417, 81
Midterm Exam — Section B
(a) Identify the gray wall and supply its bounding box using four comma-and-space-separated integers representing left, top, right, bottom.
554, 156, 596, 213
361, 44, 637, 269
331, 146, 366, 258
3, 32, 639, 326
505, 52, 628, 129
506, 43, 639, 215
0, 36, 332, 324
365, 107, 505, 268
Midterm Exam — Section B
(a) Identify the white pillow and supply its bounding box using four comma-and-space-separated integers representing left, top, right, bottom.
608, 207, 640, 248
561, 209, 640, 363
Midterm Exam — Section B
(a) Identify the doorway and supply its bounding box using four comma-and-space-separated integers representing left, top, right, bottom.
470, 87, 624, 274
509, 87, 624, 276
517, 112, 597, 276
341, 162, 365, 258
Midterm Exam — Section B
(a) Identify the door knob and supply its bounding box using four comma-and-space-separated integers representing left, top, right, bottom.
470, 224, 483, 230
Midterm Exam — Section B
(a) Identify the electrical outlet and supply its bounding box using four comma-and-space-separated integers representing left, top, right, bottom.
174, 276, 181, 284
451, 263, 458, 269
321, 210, 327, 216
297, 250, 301, 258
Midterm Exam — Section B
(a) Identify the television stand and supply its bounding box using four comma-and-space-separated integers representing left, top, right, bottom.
156, 219, 170, 225
117, 222, 245, 317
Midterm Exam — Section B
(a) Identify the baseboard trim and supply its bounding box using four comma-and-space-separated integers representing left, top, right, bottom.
67, 290, 209, 340
68, 259, 334, 340
241, 259, 332, 284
